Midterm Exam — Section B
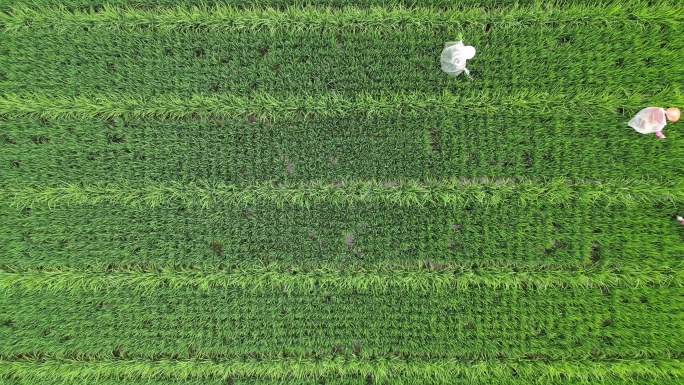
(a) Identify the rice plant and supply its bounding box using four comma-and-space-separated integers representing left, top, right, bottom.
1, 0, 684, 383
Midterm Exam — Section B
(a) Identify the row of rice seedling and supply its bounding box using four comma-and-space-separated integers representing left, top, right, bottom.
2, 0, 683, 383
2, 357, 683, 383
0, 3, 684, 98
2, 285, 683, 358
2, 200, 683, 267
3, 2, 682, 33
4, 179, 684, 209
1, 17, 681, 98
0, 0, 665, 12
2, 90, 679, 121
2, 113, 684, 184
1, 262, 681, 293
2, 91, 655, 121
1, 374, 683, 385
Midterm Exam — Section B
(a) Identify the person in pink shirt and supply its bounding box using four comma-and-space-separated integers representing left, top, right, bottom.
628, 107, 680, 138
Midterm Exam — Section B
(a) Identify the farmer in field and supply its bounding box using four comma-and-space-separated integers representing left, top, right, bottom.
628, 107, 680, 139
440, 41, 476, 79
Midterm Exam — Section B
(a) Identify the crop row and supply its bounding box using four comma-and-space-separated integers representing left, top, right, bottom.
3, 2, 681, 33
4, 179, 684, 210
1, 263, 681, 293
1, 285, 683, 358
1, 357, 683, 384
0, 0, 667, 12
1, 200, 682, 267
2, 376, 682, 385
2, 91, 657, 120
0, 21, 681, 97
3, 113, 684, 184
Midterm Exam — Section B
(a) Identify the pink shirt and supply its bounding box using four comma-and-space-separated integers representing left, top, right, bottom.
628, 107, 667, 137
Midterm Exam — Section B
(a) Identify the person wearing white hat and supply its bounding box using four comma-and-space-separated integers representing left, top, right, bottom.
440, 41, 476, 78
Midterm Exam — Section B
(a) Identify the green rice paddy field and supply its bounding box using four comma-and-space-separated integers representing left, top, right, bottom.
2, 0, 684, 383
